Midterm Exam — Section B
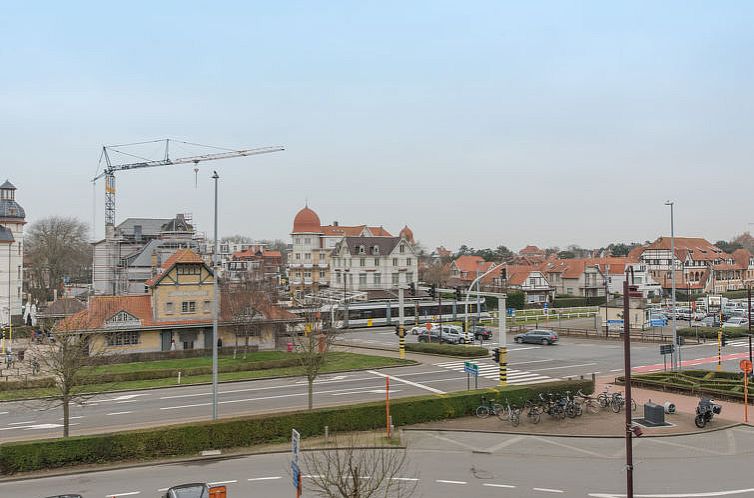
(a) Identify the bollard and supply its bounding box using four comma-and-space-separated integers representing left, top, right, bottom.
178, 371, 182, 384
324, 425, 329, 443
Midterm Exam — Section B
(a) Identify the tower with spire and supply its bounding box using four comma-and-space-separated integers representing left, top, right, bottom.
0, 180, 26, 324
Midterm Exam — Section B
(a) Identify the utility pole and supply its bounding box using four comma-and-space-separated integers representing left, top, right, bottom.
623, 275, 636, 498
666, 201, 678, 369
211, 171, 220, 421
749, 285, 752, 368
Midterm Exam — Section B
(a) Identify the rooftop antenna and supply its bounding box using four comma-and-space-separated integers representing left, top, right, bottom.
194, 167, 199, 188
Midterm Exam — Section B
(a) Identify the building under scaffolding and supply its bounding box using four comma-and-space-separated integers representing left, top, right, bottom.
92, 213, 206, 295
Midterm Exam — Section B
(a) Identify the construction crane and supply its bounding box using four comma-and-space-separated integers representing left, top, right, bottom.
92, 139, 284, 227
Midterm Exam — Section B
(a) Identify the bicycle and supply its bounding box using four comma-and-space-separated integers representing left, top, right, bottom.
576, 389, 601, 414
476, 395, 504, 419
523, 399, 542, 424
610, 392, 637, 413
497, 398, 521, 426
563, 391, 582, 418
539, 393, 566, 419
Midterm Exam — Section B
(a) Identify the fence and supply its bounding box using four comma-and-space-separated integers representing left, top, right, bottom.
510, 324, 677, 343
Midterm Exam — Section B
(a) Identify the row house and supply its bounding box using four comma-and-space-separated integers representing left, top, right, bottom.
225, 246, 283, 284
287, 205, 414, 299
482, 264, 554, 304
448, 255, 496, 287
330, 235, 418, 297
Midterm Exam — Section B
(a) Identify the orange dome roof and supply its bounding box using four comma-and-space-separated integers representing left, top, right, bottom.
399, 225, 414, 242
292, 206, 322, 233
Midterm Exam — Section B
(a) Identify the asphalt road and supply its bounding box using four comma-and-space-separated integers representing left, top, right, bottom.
1, 333, 750, 442
5, 425, 753, 497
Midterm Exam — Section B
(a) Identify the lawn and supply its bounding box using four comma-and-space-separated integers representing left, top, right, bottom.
83, 351, 291, 375
0, 352, 414, 401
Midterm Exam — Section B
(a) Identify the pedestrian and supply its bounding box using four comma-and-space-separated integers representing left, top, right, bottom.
170, 338, 176, 351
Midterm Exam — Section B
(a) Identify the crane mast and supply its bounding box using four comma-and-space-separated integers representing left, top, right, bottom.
93, 139, 284, 227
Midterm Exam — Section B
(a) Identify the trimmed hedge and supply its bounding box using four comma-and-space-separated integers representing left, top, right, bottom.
84, 346, 259, 366
405, 343, 489, 357
626, 370, 753, 402
0, 378, 592, 474
553, 297, 605, 308
677, 327, 750, 339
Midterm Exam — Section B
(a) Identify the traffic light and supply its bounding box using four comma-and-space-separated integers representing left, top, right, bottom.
408, 282, 416, 296
721, 335, 727, 346
492, 347, 500, 363
395, 324, 401, 336
455, 286, 462, 301
428, 284, 436, 299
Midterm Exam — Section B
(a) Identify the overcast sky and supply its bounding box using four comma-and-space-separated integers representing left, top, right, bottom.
2, 1, 753, 252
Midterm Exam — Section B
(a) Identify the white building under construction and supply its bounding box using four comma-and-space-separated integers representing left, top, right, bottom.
92, 213, 206, 295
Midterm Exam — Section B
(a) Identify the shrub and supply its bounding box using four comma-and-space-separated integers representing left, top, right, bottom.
0, 379, 593, 474
677, 327, 749, 339
553, 297, 605, 308
405, 343, 489, 357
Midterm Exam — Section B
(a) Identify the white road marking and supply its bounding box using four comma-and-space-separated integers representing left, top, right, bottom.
330, 388, 401, 396
610, 369, 623, 372
60, 416, 84, 420
106, 492, 140, 497
248, 476, 283, 481
484, 483, 516, 489
368, 370, 445, 394
100, 394, 149, 402
106, 411, 134, 416
0, 411, 8, 415
588, 488, 754, 497
208, 480, 237, 485
436, 479, 467, 485
8, 421, 35, 425
529, 363, 597, 372
432, 361, 556, 385
508, 346, 542, 351
392, 477, 420, 481
534, 488, 564, 493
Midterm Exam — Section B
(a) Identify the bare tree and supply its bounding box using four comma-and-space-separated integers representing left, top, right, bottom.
302, 435, 418, 498
25, 216, 91, 303
291, 303, 339, 410
28, 318, 110, 437
421, 259, 450, 287
222, 281, 264, 358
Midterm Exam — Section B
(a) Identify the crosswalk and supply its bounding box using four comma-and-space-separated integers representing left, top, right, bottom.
433, 360, 557, 385
729, 340, 751, 348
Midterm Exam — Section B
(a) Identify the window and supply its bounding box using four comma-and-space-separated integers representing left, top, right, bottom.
17, 265, 21, 279
406, 258, 412, 266
319, 270, 325, 278
392, 273, 399, 285
399, 244, 405, 254
107, 331, 140, 346
359, 273, 367, 285
295, 253, 301, 260
305, 237, 311, 244
203, 301, 211, 312
181, 301, 196, 313
393, 258, 398, 266
177, 264, 201, 275
336, 273, 342, 284
529, 277, 536, 286
374, 258, 379, 266
165, 302, 174, 314
305, 253, 311, 260
360, 258, 366, 267
372, 245, 380, 255
374, 273, 381, 285
358, 245, 366, 254
406, 273, 413, 283
304, 271, 312, 278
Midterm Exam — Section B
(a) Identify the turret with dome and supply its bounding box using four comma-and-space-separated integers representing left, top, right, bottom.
0, 180, 25, 323
292, 205, 323, 233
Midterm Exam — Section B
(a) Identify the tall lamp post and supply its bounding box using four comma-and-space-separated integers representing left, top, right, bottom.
665, 201, 678, 370
211, 171, 220, 421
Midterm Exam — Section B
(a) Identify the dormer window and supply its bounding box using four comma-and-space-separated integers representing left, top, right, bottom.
372, 245, 380, 255
399, 244, 405, 254
358, 245, 366, 255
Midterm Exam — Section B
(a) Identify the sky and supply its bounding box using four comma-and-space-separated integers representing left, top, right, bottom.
2, 1, 753, 252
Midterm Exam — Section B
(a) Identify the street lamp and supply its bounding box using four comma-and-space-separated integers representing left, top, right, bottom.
211, 171, 219, 421
665, 201, 678, 370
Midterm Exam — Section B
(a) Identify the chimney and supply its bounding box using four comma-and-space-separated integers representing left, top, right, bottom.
333, 221, 339, 226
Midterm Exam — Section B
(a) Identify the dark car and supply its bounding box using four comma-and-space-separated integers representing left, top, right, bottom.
470, 326, 493, 340
513, 329, 559, 345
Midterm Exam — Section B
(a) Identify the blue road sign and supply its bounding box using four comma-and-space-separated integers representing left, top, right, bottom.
291, 460, 301, 488
650, 319, 667, 327
607, 319, 624, 325
507, 308, 516, 317
463, 361, 479, 376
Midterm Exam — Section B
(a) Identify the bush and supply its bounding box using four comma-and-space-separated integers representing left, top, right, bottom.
677, 327, 749, 339
506, 291, 525, 310
627, 370, 752, 402
405, 343, 489, 357
553, 297, 605, 308
0, 378, 592, 474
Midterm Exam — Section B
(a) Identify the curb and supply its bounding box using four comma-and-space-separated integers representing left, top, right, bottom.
0, 360, 419, 404
403, 422, 745, 439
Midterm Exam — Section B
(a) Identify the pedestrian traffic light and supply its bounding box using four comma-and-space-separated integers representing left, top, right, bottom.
492, 347, 500, 363
455, 286, 462, 301
408, 282, 416, 296
428, 284, 436, 299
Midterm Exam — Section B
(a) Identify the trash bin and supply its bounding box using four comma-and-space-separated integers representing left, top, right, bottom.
664, 401, 676, 414
643, 402, 665, 426
287, 342, 294, 352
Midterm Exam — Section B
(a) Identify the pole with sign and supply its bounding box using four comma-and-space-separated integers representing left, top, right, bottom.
464, 361, 480, 390
291, 428, 301, 497
385, 377, 391, 439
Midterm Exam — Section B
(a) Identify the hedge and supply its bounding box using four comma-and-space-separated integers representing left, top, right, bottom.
405, 343, 489, 357
625, 370, 753, 402
83, 346, 259, 366
0, 378, 592, 474
677, 327, 750, 339
553, 297, 605, 308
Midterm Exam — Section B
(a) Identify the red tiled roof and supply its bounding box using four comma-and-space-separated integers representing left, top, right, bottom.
519, 245, 544, 256
146, 249, 208, 286
732, 248, 752, 269
320, 225, 393, 237
644, 237, 729, 261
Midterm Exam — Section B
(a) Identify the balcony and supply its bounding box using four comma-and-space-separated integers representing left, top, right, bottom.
317, 262, 329, 268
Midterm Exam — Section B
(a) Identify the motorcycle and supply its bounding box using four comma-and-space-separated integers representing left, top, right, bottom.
695, 397, 722, 428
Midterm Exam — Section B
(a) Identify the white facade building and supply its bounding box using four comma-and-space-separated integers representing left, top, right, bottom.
0, 180, 25, 324
331, 236, 418, 293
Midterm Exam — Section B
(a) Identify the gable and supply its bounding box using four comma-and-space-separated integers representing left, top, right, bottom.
104, 310, 142, 329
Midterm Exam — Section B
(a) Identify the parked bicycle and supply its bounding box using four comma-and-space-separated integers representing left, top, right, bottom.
523, 399, 542, 424
539, 393, 566, 419
576, 389, 601, 414
497, 398, 521, 426
610, 391, 637, 413
476, 395, 504, 419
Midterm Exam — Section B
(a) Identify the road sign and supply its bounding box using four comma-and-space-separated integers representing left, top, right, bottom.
463, 361, 479, 376
660, 344, 674, 355
650, 319, 667, 327
740, 359, 753, 373
291, 428, 300, 464
508, 308, 516, 317
291, 460, 301, 488
607, 319, 624, 325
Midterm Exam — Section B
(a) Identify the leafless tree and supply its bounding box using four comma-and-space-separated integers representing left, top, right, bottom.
27, 310, 109, 437
222, 281, 265, 358
421, 259, 450, 287
302, 435, 418, 498
291, 302, 339, 410
25, 216, 91, 303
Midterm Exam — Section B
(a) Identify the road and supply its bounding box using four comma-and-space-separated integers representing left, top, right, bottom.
4, 425, 753, 497
1, 332, 750, 441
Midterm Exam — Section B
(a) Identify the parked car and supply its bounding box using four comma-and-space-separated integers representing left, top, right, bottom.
470, 325, 493, 340
699, 316, 721, 328
409, 326, 426, 335
418, 326, 464, 344
723, 317, 749, 328
513, 329, 559, 345
433, 325, 466, 344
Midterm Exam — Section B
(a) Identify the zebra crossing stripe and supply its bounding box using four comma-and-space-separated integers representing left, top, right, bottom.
433, 361, 556, 385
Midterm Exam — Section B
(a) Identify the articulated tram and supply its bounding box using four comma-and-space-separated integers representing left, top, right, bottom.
331, 298, 490, 329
